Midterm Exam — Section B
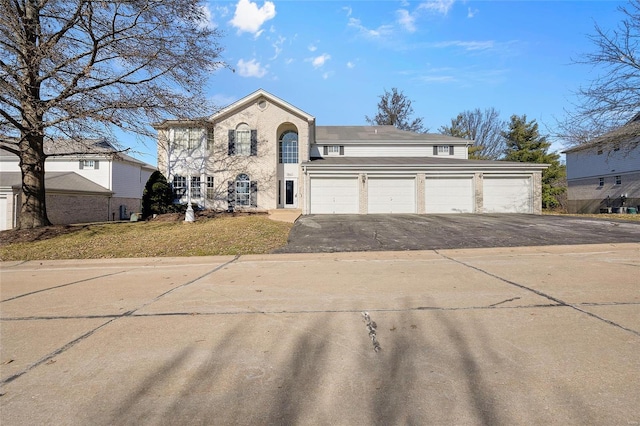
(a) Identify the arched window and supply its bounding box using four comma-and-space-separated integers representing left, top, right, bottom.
279, 130, 298, 163
236, 123, 251, 156
235, 173, 251, 206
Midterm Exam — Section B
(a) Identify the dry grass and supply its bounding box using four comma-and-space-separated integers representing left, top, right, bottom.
543, 212, 640, 222
0, 216, 292, 261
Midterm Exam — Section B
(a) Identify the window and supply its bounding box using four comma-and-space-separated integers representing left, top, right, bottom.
207, 128, 215, 151
236, 173, 251, 206
279, 131, 298, 163
435, 145, 453, 155
236, 124, 251, 156
79, 159, 98, 169
615, 175, 622, 185
173, 175, 186, 197
598, 177, 605, 187
173, 128, 202, 150
191, 176, 201, 198
206, 176, 215, 200
323, 145, 343, 156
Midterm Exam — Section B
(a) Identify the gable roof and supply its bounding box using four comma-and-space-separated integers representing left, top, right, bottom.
210, 89, 316, 123
0, 171, 112, 194
563, 114, 640, 154
316, 126, 471, 145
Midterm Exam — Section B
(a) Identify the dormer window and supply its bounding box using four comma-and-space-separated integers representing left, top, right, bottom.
323, 145, 344, 156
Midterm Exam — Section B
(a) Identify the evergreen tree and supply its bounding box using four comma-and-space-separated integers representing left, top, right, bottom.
502, 115, 566, 209
142, 171, 175, 219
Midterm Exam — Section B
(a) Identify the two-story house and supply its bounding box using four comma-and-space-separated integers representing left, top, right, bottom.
564, 115, 640, 213
154, 89, 547, 216
0, 139, 155, 230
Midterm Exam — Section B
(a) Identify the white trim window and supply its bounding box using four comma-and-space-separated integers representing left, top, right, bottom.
173, 128, 202, 150
615, 175, 622, 185
191, 176, 201, 198
435, 145, 454, 155
206, 176, 215, 200
279, 131, 299, 163
79, 159, 98, 169
173, 175, 186, 197
236, 124, 251, 156
598, 177, 605, 187
236, 173, 251, 206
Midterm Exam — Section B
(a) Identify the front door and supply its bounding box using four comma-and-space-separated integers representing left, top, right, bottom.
285, 179, 297, 208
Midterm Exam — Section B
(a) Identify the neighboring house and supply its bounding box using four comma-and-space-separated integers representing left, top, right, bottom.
0, 139, 155, 230
563, 116, 640, 213
154, 89, 547, 216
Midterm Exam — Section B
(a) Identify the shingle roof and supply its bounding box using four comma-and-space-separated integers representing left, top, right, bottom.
303, 156, 548, 170
0, 171, 111, 194
315, 126, 470, 144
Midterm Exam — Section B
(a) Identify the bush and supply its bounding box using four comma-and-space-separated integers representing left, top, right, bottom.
141, 171, 174, 219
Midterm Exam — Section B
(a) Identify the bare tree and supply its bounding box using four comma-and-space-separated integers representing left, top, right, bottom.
0, 0, 224, 229
559, 0, 640, 149
365, 88, 428, 133
439, 108, 506, 160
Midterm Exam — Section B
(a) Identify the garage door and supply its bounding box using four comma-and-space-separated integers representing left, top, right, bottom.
310, 177, 359, 214
425, 176, 474, 213
483, 176, 532, 213
368, 177, 416, 214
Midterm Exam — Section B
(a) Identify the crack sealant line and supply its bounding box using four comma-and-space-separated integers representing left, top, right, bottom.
1, 270, 130, 303
0, 256, 240, 388
434, 250, 640, 338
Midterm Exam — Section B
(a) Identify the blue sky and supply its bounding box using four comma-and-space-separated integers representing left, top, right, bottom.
128, 0, 628, 166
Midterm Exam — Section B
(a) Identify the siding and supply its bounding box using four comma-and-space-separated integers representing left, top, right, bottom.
566, 145, 640, 179
318, 144, 468, 159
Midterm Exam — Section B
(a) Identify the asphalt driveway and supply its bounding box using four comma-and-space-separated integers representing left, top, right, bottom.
275, 214, 640, 253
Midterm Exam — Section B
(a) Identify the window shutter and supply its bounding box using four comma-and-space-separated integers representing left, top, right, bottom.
323, 146, 328, 156
227, 181, 235, 211
339, 146, 344, 155
433, 146, 437, 155
79, 160, 84, 169
228, 130, 236, 155
250, 181, 257, 207
250, 130, 258, 156
449, 145, 454, 155
94, 160, 99, 170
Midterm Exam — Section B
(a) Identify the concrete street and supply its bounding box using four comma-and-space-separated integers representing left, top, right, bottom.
1, 244, 639, 425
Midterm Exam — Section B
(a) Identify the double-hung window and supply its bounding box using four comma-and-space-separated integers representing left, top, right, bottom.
236, 124, 251, 156
615, 175, 622, 185
206, 176, 215, 200
236, 174, 251, 206
79, 159, 98, 169
435, 145, 453, 155
191, 176, 201, 198
173, 175, 187, 197
174, 128, 202, 150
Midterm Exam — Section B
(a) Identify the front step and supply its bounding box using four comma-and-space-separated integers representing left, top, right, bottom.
268, 209, 302, 223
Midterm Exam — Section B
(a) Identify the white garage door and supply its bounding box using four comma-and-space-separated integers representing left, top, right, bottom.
483, 176, 532, 213
368, 177, 416, 214
310, 177, 359, 214
425, 176, 474, 213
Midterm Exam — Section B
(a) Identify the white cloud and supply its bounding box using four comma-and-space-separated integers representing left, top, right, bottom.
236, 58, 268, 78
348, 17, 393, 39
271, 35, 286, 60
431, 40, 495, 51
322, 71, 332, 80
308, 44, 317, 52
342, 6, 352, 17
467, 7, 478, 18
230, 0, 276, 35
197, 4, 216, 30
418, 0, 455, 15
396, 9, 416, 32
308, 53, 331, 68
347, 61, 355, 69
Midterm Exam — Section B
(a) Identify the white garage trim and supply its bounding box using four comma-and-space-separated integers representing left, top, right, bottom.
0, 194, 8, 231
310, 177, 359, 214
425, 176, 474, 213
483, 176, 532, 213
367, 177, 416, 214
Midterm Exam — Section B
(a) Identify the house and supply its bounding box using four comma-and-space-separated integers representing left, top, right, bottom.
563, 116, 640, 213
154, 89, 547, 216
0, 139, 155, 230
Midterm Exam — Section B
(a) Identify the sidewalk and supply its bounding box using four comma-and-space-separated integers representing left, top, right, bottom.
1, 243, 639, 425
